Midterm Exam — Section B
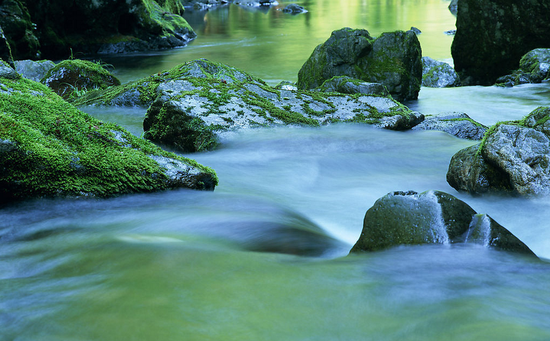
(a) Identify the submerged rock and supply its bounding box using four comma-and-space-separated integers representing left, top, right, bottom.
0, 64, 217, 205
452, 0, 550, 85
496, 48, 550, 87
447, 107, 550, 196
77, 58, 422, 153
41, 59, 121, 101
297, 27, 422, 102
282, 4, 306, 14
421, 57, 460, 88
350, 190, 536, 256
412, 112, 487, 140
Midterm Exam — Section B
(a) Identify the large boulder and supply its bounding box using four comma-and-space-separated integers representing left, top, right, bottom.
41, 59, 121, 101
76, 59, 423, 153
412, 112, 487, 140
452, 0, 550, 85
0, 63, 217, 205
297, 27, 422, 102
421, 57, 460, 88
447, 107, 550, 196
4, 0, 195, 59
496, 48, 550, 87
0, 0, 40, 60
350, 190, 536, 256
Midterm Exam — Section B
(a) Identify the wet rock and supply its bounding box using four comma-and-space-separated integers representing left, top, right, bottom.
318, 76, 390, 96
448, 0, 458, 14
0, 59, 20, 79
495, 48, 550, 87
452, 0, 550, 85
14, 59, 55, 82
410, 27, 421, 35
282, 4, 306, 14
8, 0, 195, 59
0, 73, 217, 205
421, 57, 460, 88
350, 190, 536, 256
0, 0, 40, 60
297, 27, 422, 102
41, 59, 121, 101
447, 107, 550, 197
412, 112, 487, 140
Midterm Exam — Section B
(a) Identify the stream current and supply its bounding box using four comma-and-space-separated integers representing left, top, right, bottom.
2, 1, 550, 340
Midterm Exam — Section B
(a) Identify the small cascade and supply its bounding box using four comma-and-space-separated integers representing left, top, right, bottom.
424, 191, 450, 245
463, 214, 492, 246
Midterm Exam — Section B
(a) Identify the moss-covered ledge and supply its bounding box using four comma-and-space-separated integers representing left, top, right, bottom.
0, 70, 217, 205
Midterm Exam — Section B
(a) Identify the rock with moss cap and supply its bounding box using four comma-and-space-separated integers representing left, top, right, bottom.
41, 59, 121, 101
412, 112, 487, 140
447, 107, 550, 196
496, 48, 550, 87
297, 27, 422, 102
421, 57, 460, 88
0, 64, 217, 205
350, 190, 536, 257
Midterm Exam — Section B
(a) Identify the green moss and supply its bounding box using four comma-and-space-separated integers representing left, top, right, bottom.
141, 0, 192, 35
0, 77, 217, 203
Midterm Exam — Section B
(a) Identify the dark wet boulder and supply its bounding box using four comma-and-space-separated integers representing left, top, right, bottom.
496, 48, 550, 87
412, 112, 487, 140
0, 58, 19, 79
421, 56, 460, 88
5, 0, 195, 59
0, 0, 40, 60
0, 64, 217, 205
14, 59, 55, 82
297, 27, 422, 102
452, 0, 550, 85
350, 190, 536, 256
41, 59, 121, 101
447, 107, 550, 196
318, 76, 389, 96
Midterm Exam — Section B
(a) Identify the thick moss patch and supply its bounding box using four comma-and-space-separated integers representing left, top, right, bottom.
0, 75, 217, 204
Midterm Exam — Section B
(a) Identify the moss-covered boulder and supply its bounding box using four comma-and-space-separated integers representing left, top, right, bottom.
0, 64, 217, 205
297, 27, 422, 102
0, 0, 40, 60
412, 112, 487, 140
496, 48, 550, 87
4, 0, 195, 59
421, 57, 460, 88
447, 107, 550, 196
350, 190, 536, 257
41, 59, 121, 101
452, 0, 550, 85
75, 59, 422, 153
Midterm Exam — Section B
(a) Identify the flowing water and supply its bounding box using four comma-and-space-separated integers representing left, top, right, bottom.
3, 1, 550, 340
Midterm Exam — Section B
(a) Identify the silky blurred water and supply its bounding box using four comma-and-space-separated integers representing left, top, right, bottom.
3, 0, 550, 340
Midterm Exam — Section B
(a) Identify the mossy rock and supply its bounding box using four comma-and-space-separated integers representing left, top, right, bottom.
0, 67, 217, 205
0, 0, 40, 60
41, 59, 121, 101
447, 107, 550, 196
350, 190, 536, 256
297, 28, 422, 102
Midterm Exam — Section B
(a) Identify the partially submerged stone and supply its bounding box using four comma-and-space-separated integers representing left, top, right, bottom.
350, 190, 536, 256
41, 59, 121, 101
0, 67, 217, 205
413, 112, 487, 140
297, 27, 422, 102
76, 58, 422, 153
496, 48, 550, 87
447, 107, 550, 196
421, 56, 460, 88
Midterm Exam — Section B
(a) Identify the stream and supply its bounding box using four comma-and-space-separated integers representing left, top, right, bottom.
2, 0, 550, 340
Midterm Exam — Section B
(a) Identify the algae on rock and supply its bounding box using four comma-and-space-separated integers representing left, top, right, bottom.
0, 67, 217, 205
